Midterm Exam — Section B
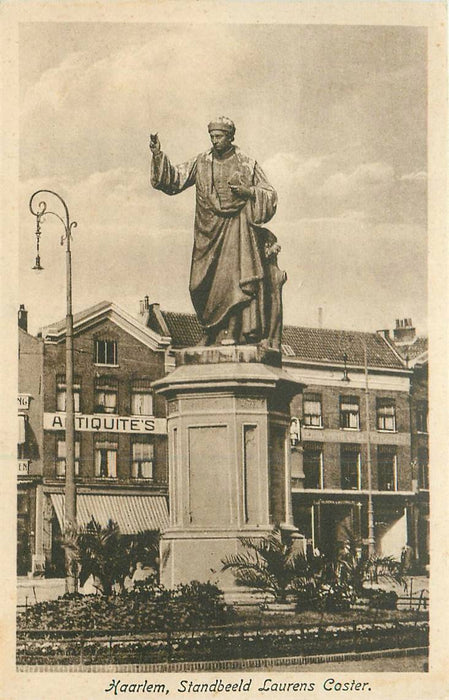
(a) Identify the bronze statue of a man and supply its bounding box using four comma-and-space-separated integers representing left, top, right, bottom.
150, 117, 285, 348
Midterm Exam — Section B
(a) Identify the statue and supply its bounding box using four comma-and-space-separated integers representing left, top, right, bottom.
150, 117, 286, 350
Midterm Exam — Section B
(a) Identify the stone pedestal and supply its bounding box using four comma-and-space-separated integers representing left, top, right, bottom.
153, 345, 304, 589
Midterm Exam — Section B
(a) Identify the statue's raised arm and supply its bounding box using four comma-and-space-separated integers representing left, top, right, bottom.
150, 132, 197, 196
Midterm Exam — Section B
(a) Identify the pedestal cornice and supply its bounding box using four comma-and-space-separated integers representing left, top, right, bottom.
153, 345, 304, 399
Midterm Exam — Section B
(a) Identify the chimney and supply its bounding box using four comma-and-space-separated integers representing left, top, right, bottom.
139, 295, 151, 317
318, 307, 323, 328
393, 318, 416, 345
376, 329, 390, 341
18, 304, 28, 332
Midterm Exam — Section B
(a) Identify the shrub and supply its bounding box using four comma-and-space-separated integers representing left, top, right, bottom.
368, 590, 398, 610
17, 579, 231, 632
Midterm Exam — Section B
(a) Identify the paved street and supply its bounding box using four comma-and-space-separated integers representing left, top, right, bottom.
258, 654, 428, 673
17, 577, 66, 606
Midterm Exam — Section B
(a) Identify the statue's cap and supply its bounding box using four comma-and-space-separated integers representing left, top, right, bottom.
208, 117, 235, 134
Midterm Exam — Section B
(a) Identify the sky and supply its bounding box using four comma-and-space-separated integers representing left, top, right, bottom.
18, 23, 427, 335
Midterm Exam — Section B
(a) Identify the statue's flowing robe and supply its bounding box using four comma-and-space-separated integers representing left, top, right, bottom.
151, 147, 277, 338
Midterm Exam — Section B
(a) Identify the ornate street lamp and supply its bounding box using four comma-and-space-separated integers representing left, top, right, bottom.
29, 190, 78, 593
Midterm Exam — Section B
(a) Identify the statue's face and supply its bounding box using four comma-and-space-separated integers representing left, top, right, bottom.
209, 130, 233, 155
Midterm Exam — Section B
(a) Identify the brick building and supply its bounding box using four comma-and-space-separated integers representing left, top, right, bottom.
18, 305, 44, 574
282, 326, 414, 561
18, 301, 170, 576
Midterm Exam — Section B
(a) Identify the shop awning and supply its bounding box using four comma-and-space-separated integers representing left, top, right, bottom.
50, 493, 169, 534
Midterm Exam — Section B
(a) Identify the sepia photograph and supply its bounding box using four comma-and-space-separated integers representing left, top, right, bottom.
1, 1, 447, 698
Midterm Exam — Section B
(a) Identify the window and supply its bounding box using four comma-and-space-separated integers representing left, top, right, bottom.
340, 396, 360, 430
416, 401, 428, 433
303, 394, 322, 427
377, 445, 397, 491
56, 438, 80, 477
95, 441, 118, 478
418, 447, 429, 489
131, 380, 153, 416
303, 443, 323, 489
94, 376, 118, 414
131, 441, 154, 479
95, 339, 118, 365
56, 375, 81, 413
377, 398, 396, 431
340, 444, 360, 490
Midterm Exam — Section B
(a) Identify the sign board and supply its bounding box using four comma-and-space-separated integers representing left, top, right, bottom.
44, 412, 167, 435
18, 394, 31, 410
17, 460, 30, 475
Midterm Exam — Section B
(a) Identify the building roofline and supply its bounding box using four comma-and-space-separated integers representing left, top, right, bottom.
376, 332, 409, 367
40, 300, 171, 351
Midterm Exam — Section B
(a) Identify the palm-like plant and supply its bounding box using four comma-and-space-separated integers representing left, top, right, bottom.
221, 528, 323, 602
66, 518, 160, 597
334, 526, 406, 599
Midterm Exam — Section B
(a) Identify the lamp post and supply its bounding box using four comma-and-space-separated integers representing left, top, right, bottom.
341, 341, 375, 557
362, 343, 376, 557
29, 190, 78, 593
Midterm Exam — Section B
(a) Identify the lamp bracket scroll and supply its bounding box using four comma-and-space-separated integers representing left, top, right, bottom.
29, 189, 78, 268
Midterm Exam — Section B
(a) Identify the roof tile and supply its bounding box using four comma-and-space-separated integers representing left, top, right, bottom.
161, 311, 405, 370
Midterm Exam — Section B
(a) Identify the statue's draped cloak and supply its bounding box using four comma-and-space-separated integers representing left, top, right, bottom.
151, 147, 277, 336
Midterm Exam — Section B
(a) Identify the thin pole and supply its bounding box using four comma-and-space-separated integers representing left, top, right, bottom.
29, 189, 78, 594
363, 343, 375, 556
64, 230, 77, 593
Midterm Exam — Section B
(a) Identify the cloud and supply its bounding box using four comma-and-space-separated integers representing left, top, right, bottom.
262, 152, 328, 189
400, 170, 427, 181
262, 153, 425, 224
21, 28, 256, 181
320, 162, 395, 199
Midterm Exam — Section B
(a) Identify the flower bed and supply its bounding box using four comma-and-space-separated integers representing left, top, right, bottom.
17, 619, 429, 666
17, 578, 429, 666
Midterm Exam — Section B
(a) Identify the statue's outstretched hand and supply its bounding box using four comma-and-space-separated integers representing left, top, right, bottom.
149, 133, 161, 155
